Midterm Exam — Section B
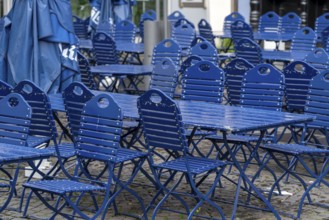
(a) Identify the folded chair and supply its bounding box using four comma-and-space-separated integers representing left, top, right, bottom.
304, 48, 329, 73
198, 19, 216, 47
138, 89, 228, 219
23, 93, 148, 219
259, 70, 329, 219
171, 22, 196, 56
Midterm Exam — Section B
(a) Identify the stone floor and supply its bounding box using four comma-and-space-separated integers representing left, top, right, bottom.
0, 136, 328, 220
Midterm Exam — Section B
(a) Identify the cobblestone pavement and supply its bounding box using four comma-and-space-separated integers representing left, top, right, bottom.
0, 137, 328, 220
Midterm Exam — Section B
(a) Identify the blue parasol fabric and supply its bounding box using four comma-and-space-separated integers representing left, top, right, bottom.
0, 0, 79, 93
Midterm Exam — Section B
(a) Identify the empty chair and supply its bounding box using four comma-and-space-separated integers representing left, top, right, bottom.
138, 89, 228, 219
235, 38, 263, 66
198, 19, 216, 46
152, 38, 181, 66
181, 60, 225, 103
168, 10, 185, 27
149, 58, 178, 98
93, 32, 119, 65
23, 93, 148, 219
254, 11, 281, 41
259, 70, 329, 219
221, 12, 245, 38
190, 40, 218, 66
77, 52, 97, 89
314, 12, 329, 42
73, 15, 89, 39
304, 48, 329, 73
114, 20, 136, 43
231, 20, 254, 46
224, 58, 254, 106
280, 12, 302, 41
171, 22, 196, 54
240, 63, 285, 111
141, 9, 156, 20
283, 61, 319, 112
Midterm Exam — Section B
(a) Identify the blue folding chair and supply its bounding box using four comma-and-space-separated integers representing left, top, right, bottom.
73, 15, 89, 39
190, 40, 218, 66
114, 20, 137, 43
77, 51, 97, 89
198, 19, 216, 47
23, 93, 148, 219
93, 32, 119, 65
224, 58, 254, 106
149, 57, 178, 98
254, 11, 281, 41
151, 38, 181, 66
221, 12, 245, 39
304, 48, 329, 73
138, 89, 228, 219
235, 38, 263, 66
168, 10, 185, 28
174, 18, 195, 29
259, 70, 329, 219
171, 22, 196, 55
231, 20, 254, 45
283, 61, 319, 113
315, 12, 329, 42
141, 9, 156, 21
280, 12, 302, 41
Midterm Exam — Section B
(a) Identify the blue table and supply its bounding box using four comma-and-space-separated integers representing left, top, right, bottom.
0, 145, 53, 212
49, 92, 314, 219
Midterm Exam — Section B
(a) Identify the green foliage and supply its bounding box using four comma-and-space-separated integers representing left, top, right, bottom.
71, 0, 91, 19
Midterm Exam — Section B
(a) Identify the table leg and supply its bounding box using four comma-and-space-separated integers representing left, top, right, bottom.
221, 130, 281, 220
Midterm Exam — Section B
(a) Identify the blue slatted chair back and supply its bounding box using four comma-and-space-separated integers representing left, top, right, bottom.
224, 58, 254, 106
240, 64, 285, 111
174, 18, 195, 29
223, 12, 245, 37
257, 11, 280, 35
13, 81, 57, 139
73, 15, 89, 39
171, 22, 196, 52
304, 48, 329, 73
77, 93, 123, 162
0, 80, 12, 99
96, 21, 115, 36
180, 55, 203, 75
152, 38, 181, 66
141, 9, 156, 20
93, 32, 118, 65
280, 12, 302, 39
283, 61, 319, 112
315, 13, 329, 42
150, 58, 178, 98
305, 71, 329, 128
138, 89, 188, 153
168, 10, 185, 27
290, 27, 317, 58
231, 20, 254, 46
63, 82, 94, 141
114, 20, 136, 43
322, 26, 329, 53
182, 60, 224, 103
77, 52, 97, 89
235, 38, 263, 66
0, 93, 31, 146
190, 36, 207, 47
198, 19, 215, 46
190, 41, 218, 66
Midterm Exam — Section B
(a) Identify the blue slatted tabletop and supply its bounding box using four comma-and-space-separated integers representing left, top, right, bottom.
49, 92, 315, 132
90, 64, 153, 76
